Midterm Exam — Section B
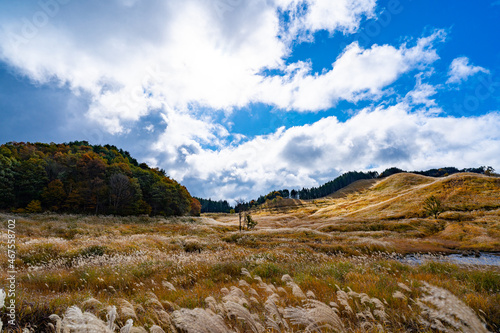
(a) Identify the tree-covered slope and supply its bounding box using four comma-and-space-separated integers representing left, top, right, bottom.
0, 141, 200, 216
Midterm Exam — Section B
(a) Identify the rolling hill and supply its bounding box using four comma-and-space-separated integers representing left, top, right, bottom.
212, 172, 500, 253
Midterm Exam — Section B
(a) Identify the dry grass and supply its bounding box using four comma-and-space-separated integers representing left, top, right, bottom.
220, 173, 500, 253
0, 214, 498, 332
0, 173, 499, 332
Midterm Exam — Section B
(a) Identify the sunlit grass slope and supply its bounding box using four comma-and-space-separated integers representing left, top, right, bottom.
0, 173, 499, 332
227, 173, 500, 253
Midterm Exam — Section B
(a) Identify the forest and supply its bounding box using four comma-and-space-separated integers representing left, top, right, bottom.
0, 141, 200, 216
195, 197, 233, 213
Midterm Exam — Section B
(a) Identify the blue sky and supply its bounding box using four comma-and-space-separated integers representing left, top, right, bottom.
0, 0, 499, 201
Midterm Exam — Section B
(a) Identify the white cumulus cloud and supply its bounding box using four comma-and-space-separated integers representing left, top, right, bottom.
153, 104, 500, 201
257, 30, 445, 111
447, 57, 489, 84
0, 1, 496, 202
0, 0, 437, 135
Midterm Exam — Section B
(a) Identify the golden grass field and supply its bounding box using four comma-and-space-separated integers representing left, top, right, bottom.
0, 173, 499, 332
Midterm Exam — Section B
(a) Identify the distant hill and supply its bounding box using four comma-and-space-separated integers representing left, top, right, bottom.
326, 178, 379, 199
226, 167, 490, 213
0, 141, 200, 216
347, 172, 500, 220
311, 172, 500, 222
211, 171, 500, 252
239, 172, 500, 228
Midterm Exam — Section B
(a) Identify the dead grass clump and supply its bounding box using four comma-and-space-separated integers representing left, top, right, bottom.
50, 306, 115, 333
284, 299, 345, 332
182, 239, 204, 253
439, 223, 487, 242
225, 301, 265, 333
417, 282, 489, 333
352, 237, 394, 253
81, 297, 103, 312
118, 299, 138, 321
171, 308, 231, 333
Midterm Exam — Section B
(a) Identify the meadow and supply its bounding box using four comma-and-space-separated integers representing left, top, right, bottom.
0, 173, 499, 332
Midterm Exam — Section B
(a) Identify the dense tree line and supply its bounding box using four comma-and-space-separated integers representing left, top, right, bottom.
231, 171, 378, 212
413, 167, 487, 177
378, 167, 406, 178
0, 141, 200, 216
232, 190, 291, 212
195, 197, 232, 213
378, 166, 489, 178
296, 171, 379, 200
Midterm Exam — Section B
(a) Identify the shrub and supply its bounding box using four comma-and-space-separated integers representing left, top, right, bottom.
25, 200, 43, 213
79, 245, 108, 257
246, 214, 257, 230
423, 196, 444, 218
252, 262, 285, 279
184, 240, 203, 253
222, 233, 244, 243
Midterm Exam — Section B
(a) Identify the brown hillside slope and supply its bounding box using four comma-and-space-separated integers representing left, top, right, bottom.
311, 173, 436, 219
212, 173, 500, 252
346, 172, 500, 220
326, 178, 379, 198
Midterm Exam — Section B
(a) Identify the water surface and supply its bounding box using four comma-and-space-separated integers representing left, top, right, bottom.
400, 253, 500, 267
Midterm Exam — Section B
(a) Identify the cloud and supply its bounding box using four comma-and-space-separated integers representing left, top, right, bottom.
1, 1, 497, 202
446, 57, 489, 84
152, 104, 500, 201
0, 0, 440, 135
276, 0, 377, 42
281, 135, 325, 167
152, 106, 230, 165
257, 30, 445, 111
405, 75, 439, 108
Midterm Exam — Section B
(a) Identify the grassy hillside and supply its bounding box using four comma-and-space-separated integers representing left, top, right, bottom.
219, 173, 500, 253
326, 178, 378, 199
0, 172, 499, 332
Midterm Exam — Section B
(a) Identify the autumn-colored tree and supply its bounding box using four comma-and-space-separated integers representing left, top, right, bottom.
0, 142, 197, 216
41, 179, 67, 211
190, 197, 201, 216
86, 177, 108, 214
25, 200, 43, 213
134, 199, 152, 215
64, 185, 84, 212
77, 153, 106, 180
74, 153, 108, 213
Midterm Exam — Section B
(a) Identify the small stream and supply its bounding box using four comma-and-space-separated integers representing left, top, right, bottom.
400, 252, 500, 267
